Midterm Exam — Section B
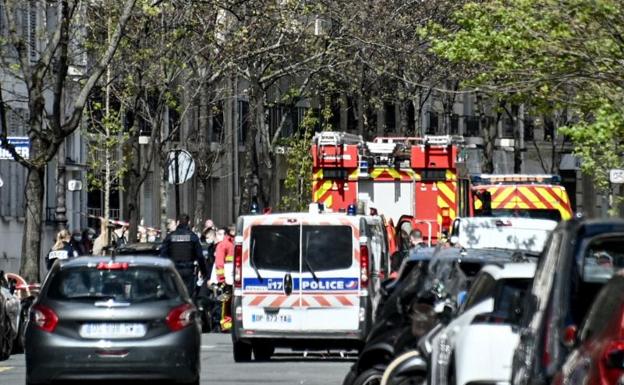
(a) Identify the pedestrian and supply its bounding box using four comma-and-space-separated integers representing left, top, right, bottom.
200, 219, 215, 242
70, 230, 84, 255
92, 217, 109, 255
409, 229, 426, 249
81, 228, 96, 254
213, 225, 235, 331
160, 214, 207, 297
202, 228, 217, 279
45, 229, 78, 270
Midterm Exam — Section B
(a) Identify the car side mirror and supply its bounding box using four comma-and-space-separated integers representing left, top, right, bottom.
562, 324, 578, 348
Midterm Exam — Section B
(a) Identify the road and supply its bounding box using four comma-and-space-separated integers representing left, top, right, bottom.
0, 333, 354, 385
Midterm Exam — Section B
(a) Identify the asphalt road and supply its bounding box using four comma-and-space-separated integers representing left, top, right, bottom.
0, 333, 355, 385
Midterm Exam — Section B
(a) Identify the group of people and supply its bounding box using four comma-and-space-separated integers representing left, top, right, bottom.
45, 228, 98, 270
160, 214, 236, 331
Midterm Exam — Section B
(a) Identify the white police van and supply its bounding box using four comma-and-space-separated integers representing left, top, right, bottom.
230, 208, 389, 361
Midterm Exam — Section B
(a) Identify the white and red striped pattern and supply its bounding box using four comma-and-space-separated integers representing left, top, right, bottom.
243, 294, 357, 308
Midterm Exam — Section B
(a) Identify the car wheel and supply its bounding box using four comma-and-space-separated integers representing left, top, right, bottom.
253, 343, 274, 361
352, 368, 384, 385
0, 314, 13, 360
233, 341, 252, 362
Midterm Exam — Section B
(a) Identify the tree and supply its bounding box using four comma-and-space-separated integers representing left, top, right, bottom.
428, 0, 624, 185
0, 0, 136, 282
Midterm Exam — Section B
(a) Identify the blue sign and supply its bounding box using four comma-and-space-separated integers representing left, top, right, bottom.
243, 277, 359, 292
0, 137, 30, 160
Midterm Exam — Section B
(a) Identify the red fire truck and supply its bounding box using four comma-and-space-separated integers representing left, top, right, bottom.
311, 131, 465, 249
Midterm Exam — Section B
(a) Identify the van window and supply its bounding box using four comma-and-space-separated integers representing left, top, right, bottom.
251, 225, 299, 271
303, 225, 352, 271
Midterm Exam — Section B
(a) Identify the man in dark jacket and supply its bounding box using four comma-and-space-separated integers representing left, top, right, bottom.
160, 214, 207, 296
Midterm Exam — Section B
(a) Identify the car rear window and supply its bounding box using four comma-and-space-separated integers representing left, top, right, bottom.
494, 278, 532, 316
250, 225, 353, 272
582, 236, 624, 283
303, 225, 352, 271
46, 266, 181, 303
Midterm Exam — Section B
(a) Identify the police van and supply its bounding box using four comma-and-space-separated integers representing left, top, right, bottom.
230, 207, 389, 361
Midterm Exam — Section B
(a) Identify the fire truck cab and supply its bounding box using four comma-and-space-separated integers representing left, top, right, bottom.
312, 131, 463, 250
470, 174, 573, 221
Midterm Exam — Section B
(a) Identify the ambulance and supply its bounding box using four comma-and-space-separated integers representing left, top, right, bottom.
230, 208, 389, 361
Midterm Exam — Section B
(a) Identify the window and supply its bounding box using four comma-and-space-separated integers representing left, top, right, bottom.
484, 208, 562, 222
250, 225, 353, 272
462, 273, 497, 310
464, 116, 479, 137
303, 226, 352, 271
251, 225, 300, 271
47, 266, 182, 303
494, 278, 532, 317
582, 236, 624, 283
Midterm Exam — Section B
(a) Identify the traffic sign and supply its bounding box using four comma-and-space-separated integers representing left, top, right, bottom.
610, 169, 624, 184
167, 149, 195, 185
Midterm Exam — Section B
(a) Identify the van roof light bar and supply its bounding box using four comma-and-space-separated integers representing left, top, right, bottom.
313, 131, 362, 146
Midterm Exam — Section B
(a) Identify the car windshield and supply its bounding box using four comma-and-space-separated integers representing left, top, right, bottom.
250, 225, 353, 272
582, 236, 624, 283
46, 266, 181, 303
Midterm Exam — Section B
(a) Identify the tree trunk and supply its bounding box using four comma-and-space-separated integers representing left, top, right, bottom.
249, 81, 273, 209
55, 143, 68, 230
476, 93, 495, 173
399, 100, 408, 135
513, 104, 522, 173
20, 166, 45, 282
194, 178, 206, 229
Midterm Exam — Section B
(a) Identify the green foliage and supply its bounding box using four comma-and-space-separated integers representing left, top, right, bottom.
85, 110, 130, 192
278, 109, 321, 212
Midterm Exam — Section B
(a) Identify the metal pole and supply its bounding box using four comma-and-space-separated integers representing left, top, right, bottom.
174, 149, 180, 217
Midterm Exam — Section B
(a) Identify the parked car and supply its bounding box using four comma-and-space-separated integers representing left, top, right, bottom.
552, 271, 624, 385
344, 247, 518, 385
512, 219, 624, 385
24, 256, 202, 385
428, 261, 536, 385
0, 271, 20, 360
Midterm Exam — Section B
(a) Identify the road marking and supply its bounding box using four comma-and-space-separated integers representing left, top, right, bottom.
0, 367, 13, 373
201, 345, 216, 350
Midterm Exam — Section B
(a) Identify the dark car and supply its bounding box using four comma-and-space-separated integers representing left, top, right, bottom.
512, 219, 624, 385
552, 271, 624, 385
344, 247, 516, 385
24, 256, 201, 385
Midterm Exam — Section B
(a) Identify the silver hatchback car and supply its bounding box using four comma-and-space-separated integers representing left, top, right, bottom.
25, 256, 201, 385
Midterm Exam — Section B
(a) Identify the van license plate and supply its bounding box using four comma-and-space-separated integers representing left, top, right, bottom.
251, 314, 292, 323
79, 323, 146, 339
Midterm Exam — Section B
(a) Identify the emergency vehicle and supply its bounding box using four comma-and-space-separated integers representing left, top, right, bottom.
312, 131, 463, 247
230, 208, 389, 361
470, 174, 573, 221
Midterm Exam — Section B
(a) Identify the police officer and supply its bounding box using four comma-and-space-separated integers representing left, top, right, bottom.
160, 214, 207, 297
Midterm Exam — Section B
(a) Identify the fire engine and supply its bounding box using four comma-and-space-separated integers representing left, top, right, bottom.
469, 174, 573, 221
311, 132, 574, 248
311, 131, 464, 247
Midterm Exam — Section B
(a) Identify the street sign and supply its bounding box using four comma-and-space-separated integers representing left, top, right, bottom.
610, 169, 624, 184
68, 180, 83, 191
167, 149, 195, 185
0, 137, 30, 160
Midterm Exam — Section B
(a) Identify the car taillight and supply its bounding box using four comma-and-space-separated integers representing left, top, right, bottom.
602, 340, 624, 384
96, 262, 129, 270
360, 244, 369, 289
31, 304, 58, 333
166, 303, 195, 332
234, 244, 242, 288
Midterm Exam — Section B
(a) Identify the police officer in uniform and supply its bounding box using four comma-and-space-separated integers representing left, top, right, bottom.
160, 214, 207, 296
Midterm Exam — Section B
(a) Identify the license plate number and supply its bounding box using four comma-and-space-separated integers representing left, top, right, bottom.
251, 313, 292, 323
79, 323, 146, 339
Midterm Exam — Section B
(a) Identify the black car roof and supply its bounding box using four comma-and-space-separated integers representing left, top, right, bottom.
58, 256, 174, 269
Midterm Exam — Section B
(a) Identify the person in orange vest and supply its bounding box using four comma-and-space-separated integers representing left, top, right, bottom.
214, 225, 235, 331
